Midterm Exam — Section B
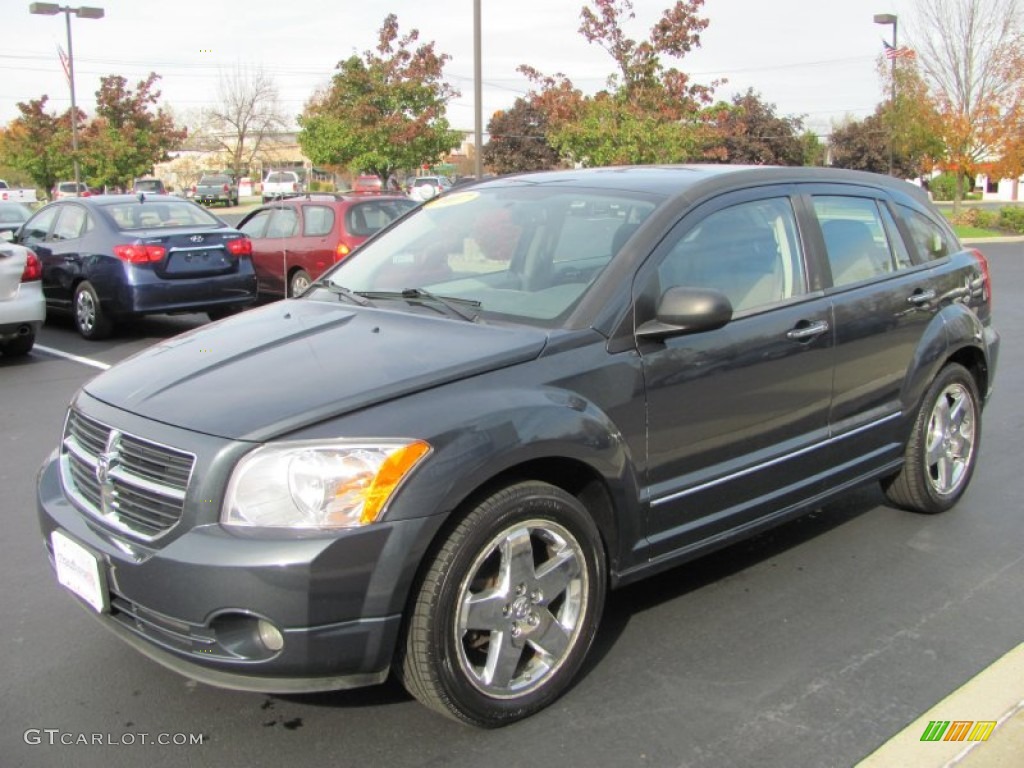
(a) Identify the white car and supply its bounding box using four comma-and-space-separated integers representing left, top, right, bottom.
0, 242, 45, 357
407, 175, 452, 202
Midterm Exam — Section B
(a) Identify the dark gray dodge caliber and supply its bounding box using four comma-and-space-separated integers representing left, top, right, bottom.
38, 166, 999, 726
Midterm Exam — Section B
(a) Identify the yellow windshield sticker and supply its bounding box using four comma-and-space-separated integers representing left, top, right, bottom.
424, 191, 479, 209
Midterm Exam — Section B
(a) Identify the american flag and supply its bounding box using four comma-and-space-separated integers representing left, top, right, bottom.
883, 40, 916, 59
57, 45, 71, 86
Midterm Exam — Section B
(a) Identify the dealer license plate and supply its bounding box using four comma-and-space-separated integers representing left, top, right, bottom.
51, 530, 108, 613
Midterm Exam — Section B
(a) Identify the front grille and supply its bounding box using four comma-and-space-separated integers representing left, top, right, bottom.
61, 410, 195, 540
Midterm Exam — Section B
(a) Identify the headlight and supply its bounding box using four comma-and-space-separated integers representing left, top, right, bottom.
222, 439, 430, 529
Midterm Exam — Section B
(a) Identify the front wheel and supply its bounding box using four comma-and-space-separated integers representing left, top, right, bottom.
398, 481, 606, 727
882, 363, 981, 513
73, 281, 113, 340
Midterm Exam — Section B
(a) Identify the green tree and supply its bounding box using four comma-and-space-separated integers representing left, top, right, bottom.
709, 89, 807, 166
298, 14, 462, 183
483, 99, 560, 174
80, 73, 185, 191
0, 97, 76, 199
521, 0, 721, 166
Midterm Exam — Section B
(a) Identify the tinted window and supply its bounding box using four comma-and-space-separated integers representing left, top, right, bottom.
898, 205, 955, 261
346, 200, 415, 237
52, 205, 90, 241
302, 206, 335, 237
267, 208, 299, 238
814, 196, 903, 286
21, 206, 59, 242
659, 197, 806, 313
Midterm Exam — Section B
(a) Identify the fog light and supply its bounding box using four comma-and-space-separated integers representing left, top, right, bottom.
257, 619, 284, 652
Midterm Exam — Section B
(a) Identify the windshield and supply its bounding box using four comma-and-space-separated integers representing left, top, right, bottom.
314, 185, 659, 325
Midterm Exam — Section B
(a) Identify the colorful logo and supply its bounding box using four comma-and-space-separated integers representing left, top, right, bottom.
920, 720, 996, 742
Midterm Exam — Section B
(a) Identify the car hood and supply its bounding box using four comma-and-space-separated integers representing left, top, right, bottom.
84, 300, 548, 441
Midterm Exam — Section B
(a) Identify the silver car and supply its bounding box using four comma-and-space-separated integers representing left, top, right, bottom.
0, 241, 45, 356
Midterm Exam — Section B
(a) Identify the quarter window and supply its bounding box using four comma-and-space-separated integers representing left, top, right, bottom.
898, 204, 955, 261
658, 197, 806, 313
814, 196, 902, 286
240, 209, 272, 238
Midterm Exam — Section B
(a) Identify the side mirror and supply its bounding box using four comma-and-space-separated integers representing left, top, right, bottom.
636, 286, 733, 339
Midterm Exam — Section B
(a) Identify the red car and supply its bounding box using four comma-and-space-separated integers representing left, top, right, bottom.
237, 194, 416, 298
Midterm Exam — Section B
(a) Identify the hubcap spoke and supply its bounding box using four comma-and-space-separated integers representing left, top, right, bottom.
529, 607, 571, 661
483, 630, 525, 689
461, 588, 508, 632
534, 547, 580, 603
500, 527, 537, 586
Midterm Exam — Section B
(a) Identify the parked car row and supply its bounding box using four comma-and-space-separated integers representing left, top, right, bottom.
2, 190, 416, 340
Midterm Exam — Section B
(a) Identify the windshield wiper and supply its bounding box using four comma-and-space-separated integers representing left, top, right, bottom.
356, 288, 481, 322
312, 281, 375, 306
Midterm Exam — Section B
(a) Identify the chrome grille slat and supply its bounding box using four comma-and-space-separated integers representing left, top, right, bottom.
61, 411, 195, 540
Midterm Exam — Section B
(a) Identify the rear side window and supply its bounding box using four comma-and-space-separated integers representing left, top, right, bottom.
267, 208, 299, 238
814, 196, 906, 286
52, 205, 91, 241
346, 200, 415, 237
658, 197, 806, 313
302, 206, 334, 237
898, 205, 955, 261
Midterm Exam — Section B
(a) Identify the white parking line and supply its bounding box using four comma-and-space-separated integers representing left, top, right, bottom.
34, 345, 111, 371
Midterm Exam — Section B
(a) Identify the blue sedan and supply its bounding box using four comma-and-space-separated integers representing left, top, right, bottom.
18, 195, 257, 339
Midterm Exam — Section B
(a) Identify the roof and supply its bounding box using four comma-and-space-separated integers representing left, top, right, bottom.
477, 164, 932, 206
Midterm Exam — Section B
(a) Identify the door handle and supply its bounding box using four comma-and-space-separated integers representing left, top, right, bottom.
786, 320, 830, 341
907, 289, 936, 306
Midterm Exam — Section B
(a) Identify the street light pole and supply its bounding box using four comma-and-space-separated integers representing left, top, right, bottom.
28, 3, 105, 197
473, 0, 483, 179
874, 13, 898, 176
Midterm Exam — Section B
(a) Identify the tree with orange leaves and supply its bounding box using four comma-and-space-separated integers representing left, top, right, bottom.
910, 0, 1024, 211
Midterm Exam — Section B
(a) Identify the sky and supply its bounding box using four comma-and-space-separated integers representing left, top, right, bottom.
1, 0, 917, 141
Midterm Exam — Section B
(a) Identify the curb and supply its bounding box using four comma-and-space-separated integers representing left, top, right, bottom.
857, 643, 1024, 767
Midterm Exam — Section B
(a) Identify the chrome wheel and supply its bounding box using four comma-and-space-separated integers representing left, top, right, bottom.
882, 363, 982, 514
455, 519, 588, 698
399, 481, 605, 726
924, 381, 976, 497
76, 289, 97, 334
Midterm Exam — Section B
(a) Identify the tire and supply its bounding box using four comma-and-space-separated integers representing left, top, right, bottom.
882, 363, 981, 513
288, 269, 312, 297
73, 281, 113, 340
1, 331, 35, 357
398, 481, 606, 727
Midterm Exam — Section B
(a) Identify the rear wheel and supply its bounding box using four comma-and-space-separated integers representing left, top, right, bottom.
882, 363, 981, 513
288, 269, 312, 297
398, 481, 606, 727
73, 281, 113, 340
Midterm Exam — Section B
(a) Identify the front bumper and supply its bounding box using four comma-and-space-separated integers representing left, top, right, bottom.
37, 452, 438, 692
